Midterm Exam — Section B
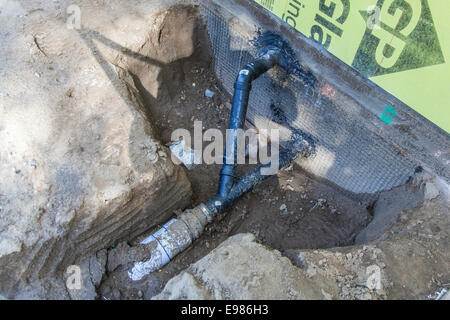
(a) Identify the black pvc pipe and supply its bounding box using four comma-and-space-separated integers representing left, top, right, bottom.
208, 131, 314, 216
211, 44, 316, 217
218, 50, 281, 197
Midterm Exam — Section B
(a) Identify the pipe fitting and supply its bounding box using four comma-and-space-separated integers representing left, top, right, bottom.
127, 203, 213, 281
126, 35, 313, 281
218, 48, 284, 198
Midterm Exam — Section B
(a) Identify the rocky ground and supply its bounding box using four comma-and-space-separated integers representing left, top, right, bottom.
0, 0, 196, 298
96, 34, 375, 300
0, 0, 448, 300
155, 191, 449, 300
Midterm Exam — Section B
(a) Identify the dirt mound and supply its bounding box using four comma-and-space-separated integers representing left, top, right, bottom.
156, 195, 449, 300
0, 0, 199, 297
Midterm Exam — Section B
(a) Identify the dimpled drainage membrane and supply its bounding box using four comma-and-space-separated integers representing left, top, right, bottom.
200, 3, 417, 195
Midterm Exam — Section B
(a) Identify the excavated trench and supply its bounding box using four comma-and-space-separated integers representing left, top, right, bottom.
93, 5, 382, 300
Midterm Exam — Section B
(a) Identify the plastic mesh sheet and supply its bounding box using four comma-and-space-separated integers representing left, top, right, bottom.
200, 4, 417, 195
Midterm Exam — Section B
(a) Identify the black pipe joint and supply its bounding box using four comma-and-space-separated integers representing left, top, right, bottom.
235, 49, 281, 88
218, 49, 282, 199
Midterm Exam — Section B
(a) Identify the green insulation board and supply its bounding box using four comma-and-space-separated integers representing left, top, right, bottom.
251, 0, 450, 133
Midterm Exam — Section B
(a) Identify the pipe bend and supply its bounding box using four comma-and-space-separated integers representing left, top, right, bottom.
235, 49, 281, 88
218, 51, 282, 198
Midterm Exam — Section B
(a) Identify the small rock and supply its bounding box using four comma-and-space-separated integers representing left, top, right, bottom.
318, 259, 327, 266
361, 292, 372, 300
169, 139, 198, 170
137, 290, 143, 298
424, 182, 439, 200
112, 288, 121, 299
204, 89, 215, 99
286, 184, 295, 191
440, 290, 450, 300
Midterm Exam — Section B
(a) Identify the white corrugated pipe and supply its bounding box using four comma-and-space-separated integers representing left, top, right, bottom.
128, 203, 214, 281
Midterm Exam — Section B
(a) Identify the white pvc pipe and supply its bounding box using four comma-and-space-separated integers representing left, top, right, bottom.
128, 203, 213, 281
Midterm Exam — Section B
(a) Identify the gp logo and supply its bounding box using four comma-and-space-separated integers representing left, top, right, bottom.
353, 0, 445, 77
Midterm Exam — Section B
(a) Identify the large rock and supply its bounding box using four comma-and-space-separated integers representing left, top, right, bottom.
155, 233, 326, 300
0, 0, 201, 296
156, 195, 449, 300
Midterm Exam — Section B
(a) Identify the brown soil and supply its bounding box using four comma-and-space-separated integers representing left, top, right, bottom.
98, 52, 372, 300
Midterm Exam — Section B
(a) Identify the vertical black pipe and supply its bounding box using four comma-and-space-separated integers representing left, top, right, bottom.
218, 67, 252, 197
218, 52, 281, 198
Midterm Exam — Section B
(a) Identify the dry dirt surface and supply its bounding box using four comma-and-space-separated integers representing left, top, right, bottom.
0, 0, 200, 298
96, 3, 448, 299
155, 195, 449, 300
1, 0, 448, 300
97, 32, 374, 300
